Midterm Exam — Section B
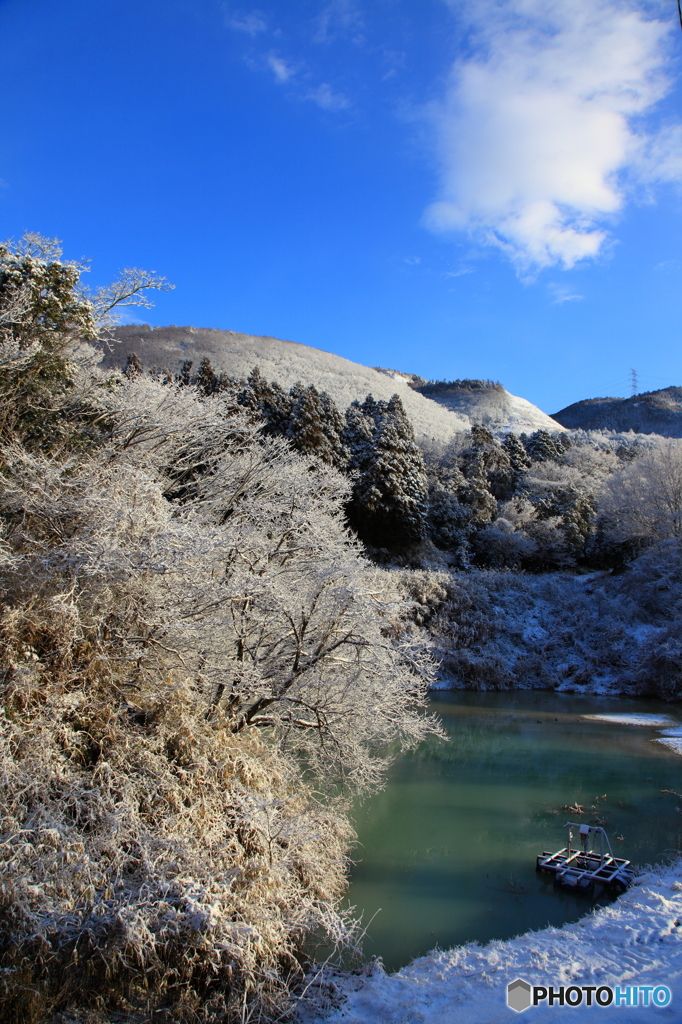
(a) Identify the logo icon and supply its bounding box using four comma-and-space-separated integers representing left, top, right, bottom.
507, 979, 532, 1013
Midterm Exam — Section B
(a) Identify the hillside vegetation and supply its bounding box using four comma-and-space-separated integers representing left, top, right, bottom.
553, 386, 682, 436
99, 325, 563, 440
0, 236, 437, 1023
99, 325, 470, 443
109, 327, 682, 705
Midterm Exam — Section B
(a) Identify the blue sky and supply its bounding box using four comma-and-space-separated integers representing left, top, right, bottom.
1, 0, 682, 414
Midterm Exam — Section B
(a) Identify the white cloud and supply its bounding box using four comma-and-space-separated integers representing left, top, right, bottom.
314, 0, 364, 44
225, 8, 267, 36
548, 283, 584, 303
267, 53, 295, 83
654, 258, 682, 271
306, 83, 350, 110
425, 0, 681, 272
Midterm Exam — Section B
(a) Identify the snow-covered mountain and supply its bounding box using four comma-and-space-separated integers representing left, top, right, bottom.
395, 377, 565, 435
100, 326, 562, 442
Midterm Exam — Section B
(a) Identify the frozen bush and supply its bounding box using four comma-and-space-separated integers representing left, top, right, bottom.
600, 438, 682, 545
0, 367, 437, 1022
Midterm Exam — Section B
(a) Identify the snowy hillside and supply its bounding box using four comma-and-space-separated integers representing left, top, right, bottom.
406, 380, 566, 434
100, 326, 562, 442
101, 326, 470, 443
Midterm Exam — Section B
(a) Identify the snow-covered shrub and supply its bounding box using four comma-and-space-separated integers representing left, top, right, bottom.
600, 438, 682, 545
396, 569, 450, 627
411, 538, 682, 697
630, 621, 682, 699
0, 359, 436, 1020
471, 515, 537, 569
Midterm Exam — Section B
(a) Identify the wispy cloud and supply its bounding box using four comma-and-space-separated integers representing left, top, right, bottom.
548, 283, 584, 304
267, 53, 296, 83
404, 256, 422, 265
225, 8, 267, 36
314, 0, 364, 44
424, 0, 681, 273
306, 83, 350, 110
654, 258, 682, 272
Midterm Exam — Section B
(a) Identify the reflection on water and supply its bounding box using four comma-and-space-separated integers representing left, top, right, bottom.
347, 690, 682, 972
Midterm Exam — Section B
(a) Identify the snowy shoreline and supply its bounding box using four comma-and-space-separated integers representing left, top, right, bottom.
305, 703, 682, 1022
308, 861, 682, 1023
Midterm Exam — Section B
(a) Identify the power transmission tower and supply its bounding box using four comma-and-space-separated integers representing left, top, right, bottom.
630, 368, 638, 397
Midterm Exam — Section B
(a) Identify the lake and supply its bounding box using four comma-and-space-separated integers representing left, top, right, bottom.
347, 690, 682, 972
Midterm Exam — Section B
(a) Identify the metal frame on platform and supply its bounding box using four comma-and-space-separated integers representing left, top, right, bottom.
536, 822, 634, 895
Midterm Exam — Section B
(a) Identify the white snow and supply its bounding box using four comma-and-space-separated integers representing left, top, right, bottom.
657, 738, 682, 756
417, 385, 565, 435
308, 861, 682, 1023
103, 328, 472, 444
582, 714, 677, 727
656, 726, 682, 755
103, 327, 565, 442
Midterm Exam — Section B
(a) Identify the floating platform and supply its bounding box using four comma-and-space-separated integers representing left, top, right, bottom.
536, 823, 634, 895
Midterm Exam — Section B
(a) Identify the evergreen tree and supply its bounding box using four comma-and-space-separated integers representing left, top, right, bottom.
459, 425, 514, 504
427, 483, 472, 553
345, 394, 428, 548
177, 359, 193, 386
123, 352, 143, 378
524, 429, 569, 462
194, 356, 220, 396
285, 382, 348, 470
237, 366, 292, 433
502, 432, 531, 472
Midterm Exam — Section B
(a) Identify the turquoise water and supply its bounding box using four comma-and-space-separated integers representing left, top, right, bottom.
347, 691, 682, 972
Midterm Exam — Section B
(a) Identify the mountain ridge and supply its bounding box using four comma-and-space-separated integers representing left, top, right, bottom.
98, 325, 563, 440
553, 386, 682, 436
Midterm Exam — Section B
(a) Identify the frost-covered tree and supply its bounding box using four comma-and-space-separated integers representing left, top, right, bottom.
427, 484, 472, 555
502, 431, 531, 472
459, 425, 514, 502
523, 429, 569, 463
0, 357, 437, 1020
344, 394, 428, 548
284, 381, 349, 470
601, 439, 682, 545
0, 232, 171, 449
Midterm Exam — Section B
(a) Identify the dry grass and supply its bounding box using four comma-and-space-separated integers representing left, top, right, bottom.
0, 594, 355, 1023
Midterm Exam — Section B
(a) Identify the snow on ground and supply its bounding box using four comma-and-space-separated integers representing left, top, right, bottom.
656, 726, 682, 755
583, 715, 677, 727
580, 717, 682, 757
307, 862, 682, 1023
658, 738, 682, 755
